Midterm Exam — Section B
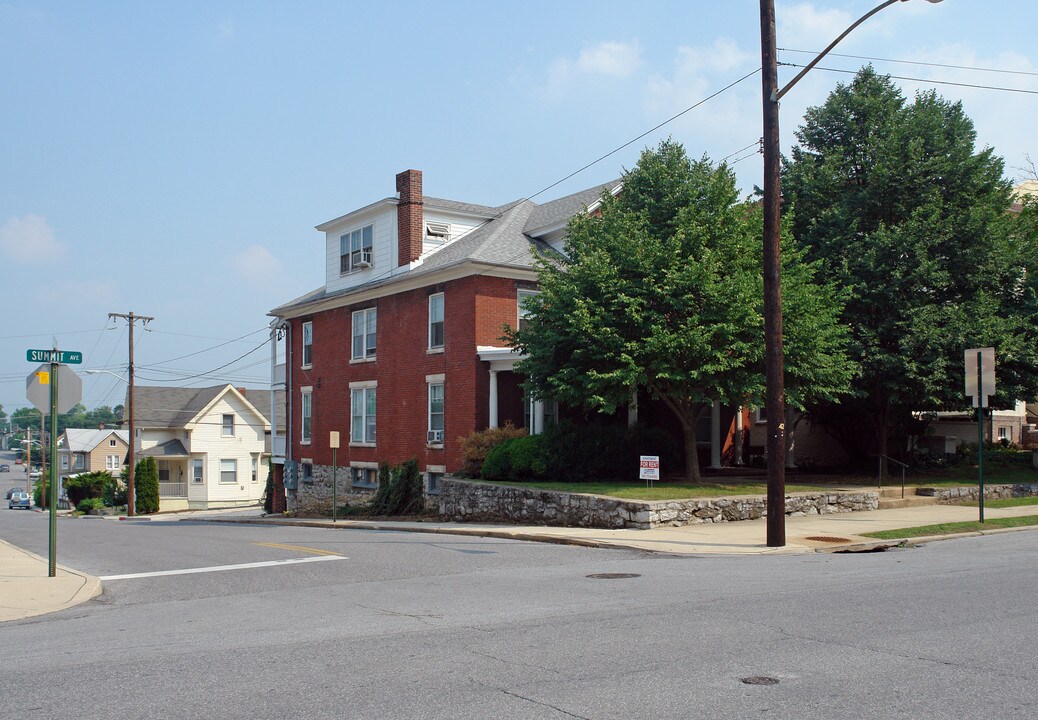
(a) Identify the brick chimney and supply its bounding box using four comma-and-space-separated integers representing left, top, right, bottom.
396, 169, 423, 266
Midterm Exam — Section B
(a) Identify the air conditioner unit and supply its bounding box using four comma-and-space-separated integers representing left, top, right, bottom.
355, 257, 372, 269
427, 430, 443, 443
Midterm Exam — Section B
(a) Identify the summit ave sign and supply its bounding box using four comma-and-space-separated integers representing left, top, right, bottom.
26, 349, 82, 364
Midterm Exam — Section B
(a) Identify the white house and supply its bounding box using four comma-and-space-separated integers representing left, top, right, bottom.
129, 385, 271, 511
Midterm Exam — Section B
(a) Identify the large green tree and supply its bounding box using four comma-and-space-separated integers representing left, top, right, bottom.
512, 140, 853, 481
782, 67, 1038, 467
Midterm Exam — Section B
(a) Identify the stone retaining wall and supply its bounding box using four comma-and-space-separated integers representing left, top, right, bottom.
439, 479, 879, 530
917, 483, 1038, 503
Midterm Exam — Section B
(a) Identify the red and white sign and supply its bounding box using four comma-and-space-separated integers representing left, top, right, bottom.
639, 455, 660, 481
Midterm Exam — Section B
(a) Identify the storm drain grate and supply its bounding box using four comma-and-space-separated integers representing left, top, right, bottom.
741, 676, 780, 686
804, 536, 852, 543
586, 573, 641, 580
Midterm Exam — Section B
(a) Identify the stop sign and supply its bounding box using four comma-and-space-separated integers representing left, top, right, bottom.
26, 364, 83, 414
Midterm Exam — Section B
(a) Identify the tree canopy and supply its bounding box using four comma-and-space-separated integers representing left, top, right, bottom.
512, 139, 853, 481
782, 66, 1038, 464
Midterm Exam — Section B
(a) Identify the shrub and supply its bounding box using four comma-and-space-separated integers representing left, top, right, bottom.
481, 438, 516, 481
102, 474, 127, 508
134, 457, 160, 514
368, 460, 425, 516
482, 435, 550, 482
77, 497, 106, 513
65, 471, 113, 508
458, 423, 527, 477
262, 458, 276, 514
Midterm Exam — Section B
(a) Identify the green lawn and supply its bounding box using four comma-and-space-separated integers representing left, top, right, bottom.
862, 515, 1038, 540
482, 480, 842, 501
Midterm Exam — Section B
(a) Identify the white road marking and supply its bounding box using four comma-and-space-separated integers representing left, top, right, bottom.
100, 555, 347, 580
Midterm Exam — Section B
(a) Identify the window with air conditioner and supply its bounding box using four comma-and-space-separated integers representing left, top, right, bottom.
340, 224, 374, 273
428, 382, 444, 444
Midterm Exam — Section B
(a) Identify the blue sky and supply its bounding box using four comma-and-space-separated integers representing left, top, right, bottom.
2, 0, 1036, 416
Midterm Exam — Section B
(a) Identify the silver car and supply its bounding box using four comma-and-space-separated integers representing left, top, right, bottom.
8, 491, 32, 510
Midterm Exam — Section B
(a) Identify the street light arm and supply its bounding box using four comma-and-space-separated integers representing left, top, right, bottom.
774, 0, 940, 101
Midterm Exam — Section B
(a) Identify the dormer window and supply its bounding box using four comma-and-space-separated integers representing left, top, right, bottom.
425, 222, 450, 245
340, 224, 374, 274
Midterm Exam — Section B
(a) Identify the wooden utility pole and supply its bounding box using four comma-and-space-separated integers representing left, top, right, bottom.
760, 0, 786, 547
108, 311, 154, 516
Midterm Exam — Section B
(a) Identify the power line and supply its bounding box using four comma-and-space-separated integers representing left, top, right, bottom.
143, 327, 270, 367
778, 48, 1038, 78
779, 62, 1038, 95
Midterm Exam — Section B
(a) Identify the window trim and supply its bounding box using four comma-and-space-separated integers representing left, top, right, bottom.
109, 438, 117, 447
192, 458, 204, 484
428, 293, 444, 350
302, 321, 313, 369
219, 458, 237, 485
251, 455, 258, 483
350, 381, 377, 446
351, 308, 377, 360
517, 289, 539, 332
340, 224, 374, 274
107, 455, 121, 471
350, 462, 379, 489
427, 375, 444, 446
222, 413, 235, 437
300, 387, 313, 445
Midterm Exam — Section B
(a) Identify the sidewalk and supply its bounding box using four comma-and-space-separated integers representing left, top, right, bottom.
2, 502, 1035, 623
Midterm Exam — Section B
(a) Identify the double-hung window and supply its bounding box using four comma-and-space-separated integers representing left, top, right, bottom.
340, 224, 374, 273
350, 384, 377, 444
517, 289, 539, 332
251, 456, 258, 483
428, 381, 444, 444
428, 293, 444, 349
222, 414, 235, 437
301, 388, 312, 444
192, 458, 204, 483
302, 321, 313, 367
109, 438, 117, 447
352, 308, 377, 359
61, 455, 69, 470
107, 455, 121, 471
75, 454, 84, 469
220, 459, 237, 484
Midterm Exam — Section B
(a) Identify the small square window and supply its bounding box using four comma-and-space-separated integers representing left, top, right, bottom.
351, 467, 377, 488
109, 438, 117, 447
302, 462, 314, 483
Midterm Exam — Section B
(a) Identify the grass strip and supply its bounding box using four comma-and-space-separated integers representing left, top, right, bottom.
862, 514, 1038, 540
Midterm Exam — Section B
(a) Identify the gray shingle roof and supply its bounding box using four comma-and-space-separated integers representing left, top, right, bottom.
271, 178, 622, 317
59, 429, 129, 452
129, 386, 226, 428
138, 439, 190, 458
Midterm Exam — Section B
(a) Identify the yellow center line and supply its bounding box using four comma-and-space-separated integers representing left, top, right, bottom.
254, 542, 344, 557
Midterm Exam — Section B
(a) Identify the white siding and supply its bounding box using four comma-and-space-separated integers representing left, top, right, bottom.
324, 207, 398, 293
191, 394, 267, 505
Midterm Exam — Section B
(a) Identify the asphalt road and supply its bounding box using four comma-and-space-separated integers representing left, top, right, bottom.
1, 462, 1036, 719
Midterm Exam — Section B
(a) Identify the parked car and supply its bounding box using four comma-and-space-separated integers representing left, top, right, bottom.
0, 464, 10, 472
8, 491, 31, 510
28, 469, 41, 479
14, 458, 22, 464
6, 487, 22, 499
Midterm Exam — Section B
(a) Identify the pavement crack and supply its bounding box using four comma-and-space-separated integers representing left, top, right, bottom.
466, 648, 568, 676
353, 603, 442, 622
498, 688, 594, 720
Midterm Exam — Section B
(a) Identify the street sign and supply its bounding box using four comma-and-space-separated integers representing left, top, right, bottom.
26, 349, 83, 364
964, 347, 995, 408
26, 364, 83, 414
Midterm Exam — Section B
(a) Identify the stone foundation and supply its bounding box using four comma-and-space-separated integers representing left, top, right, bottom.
439, 479, 879, 530
288, 464, 438, 515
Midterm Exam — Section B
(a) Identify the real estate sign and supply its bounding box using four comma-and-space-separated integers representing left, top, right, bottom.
639, 455, 660, 482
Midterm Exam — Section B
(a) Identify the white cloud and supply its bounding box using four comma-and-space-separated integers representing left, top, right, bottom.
547, 39, 643, 96
0, 214, 64, 263
231, 244, 282, 283
775, 3, 855, 50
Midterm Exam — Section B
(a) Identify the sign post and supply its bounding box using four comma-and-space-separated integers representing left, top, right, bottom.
330, 431, 340, 523
965, 347, 995, 523
26, 351, 83, 578
639, 455, 660, 488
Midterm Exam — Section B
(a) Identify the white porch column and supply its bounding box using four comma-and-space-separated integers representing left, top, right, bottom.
710, 400, 722, 469
785, 406, 796, 469
488, 370, 499, 429
533, 400, 545, 435
627, 389, 638, 427
734, 406, 744, 466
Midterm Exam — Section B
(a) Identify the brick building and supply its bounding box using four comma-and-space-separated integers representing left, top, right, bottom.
270, 170, 746, 513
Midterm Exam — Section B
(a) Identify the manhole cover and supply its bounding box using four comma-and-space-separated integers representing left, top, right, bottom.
741, 676, 779, 686
586, 573, 641, 580
804, 536, 852, 543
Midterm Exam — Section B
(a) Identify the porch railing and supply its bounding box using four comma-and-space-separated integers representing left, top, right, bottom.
159, 482, 187, 498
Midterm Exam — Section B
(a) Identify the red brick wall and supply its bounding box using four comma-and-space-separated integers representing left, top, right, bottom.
287, 274, 525, 473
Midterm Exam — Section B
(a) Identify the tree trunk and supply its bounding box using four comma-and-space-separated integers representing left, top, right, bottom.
683, 422, 701, 484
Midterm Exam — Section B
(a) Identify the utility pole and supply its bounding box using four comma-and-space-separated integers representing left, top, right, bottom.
760, 0, 786, 547
109, 311, 154, 516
